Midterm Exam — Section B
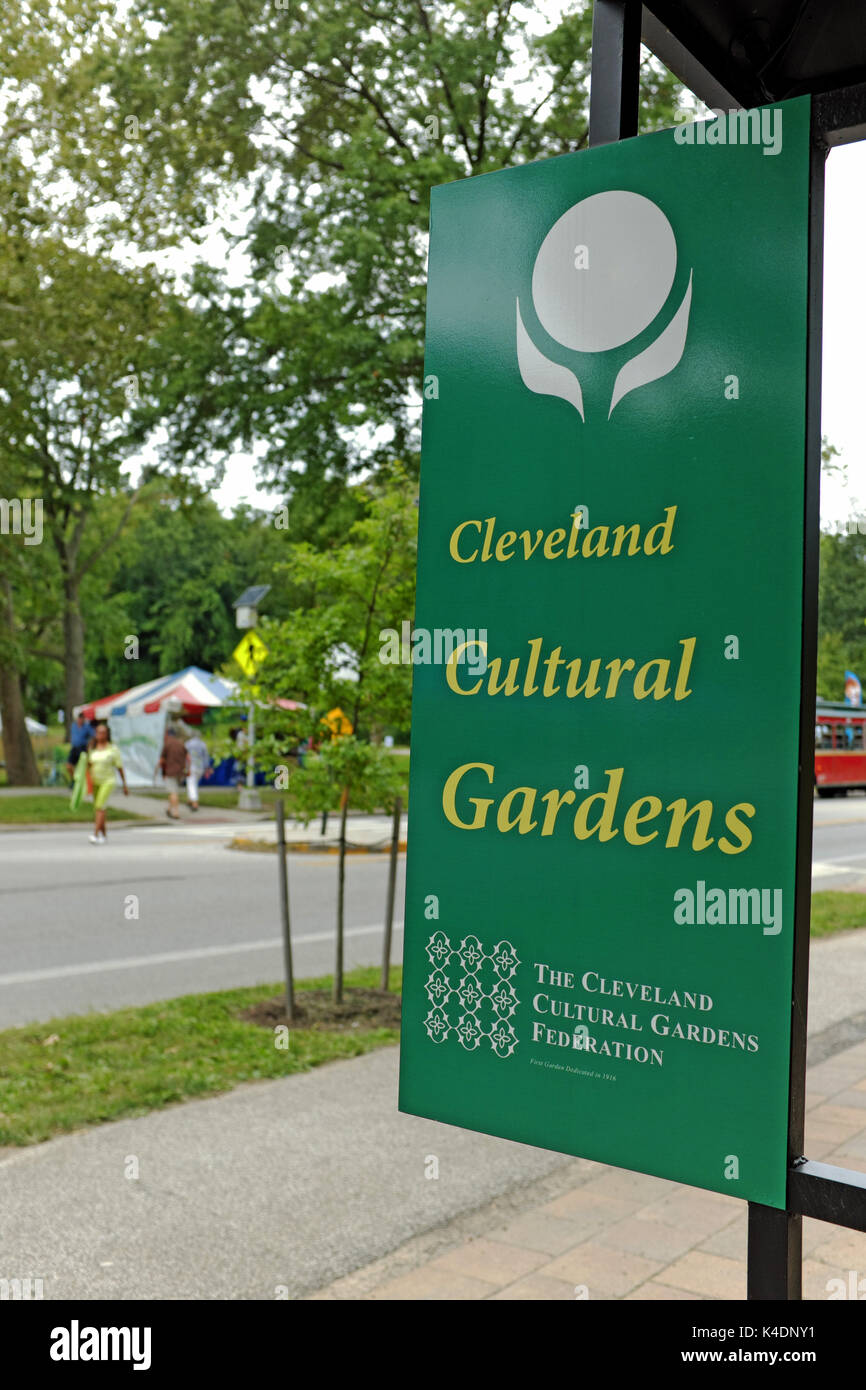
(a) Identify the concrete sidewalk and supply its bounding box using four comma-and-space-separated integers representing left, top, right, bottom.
231, 811, 406, 852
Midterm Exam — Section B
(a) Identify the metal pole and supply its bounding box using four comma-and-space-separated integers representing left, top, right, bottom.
239, 700, 261, 810
747, 94, 827, 1305
275, 797, 295, 1022
787, 111, 826, 1166
582, 13, 858, 1297
247, 702, 255, 791
588, 0, 641, 147
584, 7, 824, 1302
747, 1204, 802, 1300
381, 795, 402, 991
334, 788, 349, 1003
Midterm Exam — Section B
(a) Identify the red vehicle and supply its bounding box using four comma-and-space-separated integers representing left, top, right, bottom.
815, 700, 866, 796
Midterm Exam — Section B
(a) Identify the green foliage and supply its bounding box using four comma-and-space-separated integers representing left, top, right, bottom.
0, 208, 194, 719
821, 437, 844, 478
84, 490, 292, 692
0, 0, 685, 740
8, 0, 685, 502
816, 630, 849, 702
245, 470, 417, 764
0, 236, 172, 490
817, 529, 866, 699
288, 737, 404, 824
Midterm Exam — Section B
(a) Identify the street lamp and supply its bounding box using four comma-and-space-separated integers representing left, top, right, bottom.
232, 585, 271, 811
233, 585, 270, 630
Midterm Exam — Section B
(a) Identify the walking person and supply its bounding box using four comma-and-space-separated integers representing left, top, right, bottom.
66, 710, 95, 784
184, 730, 209, 811
159, 722, 188, 820
85, 722, 128, 843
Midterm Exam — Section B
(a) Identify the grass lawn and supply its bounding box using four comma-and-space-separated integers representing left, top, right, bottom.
2, 896, 859, 1150
810, 891, 866, 937
138, 786, 282, 811
139, 771, 411, 816
0, 795, 145, 825
0, 965, 401, 1148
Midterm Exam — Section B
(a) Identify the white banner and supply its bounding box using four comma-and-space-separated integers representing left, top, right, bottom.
108, 711, 167, 788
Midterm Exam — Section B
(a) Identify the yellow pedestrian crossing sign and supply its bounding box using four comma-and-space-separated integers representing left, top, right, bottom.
233, 630, 269, 678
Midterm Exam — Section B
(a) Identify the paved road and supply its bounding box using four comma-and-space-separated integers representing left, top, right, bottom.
0, 794, 863, 1029
812, 792, 866, 888
0, 824, 404, 1027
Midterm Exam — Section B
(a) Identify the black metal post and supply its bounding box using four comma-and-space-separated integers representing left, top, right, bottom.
788, 105, 827, 1158
275, 796, 295, 1021
380, 795, 402, 991
583, 8, 866, 1288
589, 0, 641, 146
747, 98, 828, 1305
789, 1159, 866, 1230
747, 1203, 802, 1300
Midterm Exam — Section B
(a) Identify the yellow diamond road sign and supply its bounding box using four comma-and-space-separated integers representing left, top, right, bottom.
233, 630, 269, 678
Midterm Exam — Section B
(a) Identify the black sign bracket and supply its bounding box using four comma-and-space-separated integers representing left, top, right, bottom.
588, 0, 866, 1302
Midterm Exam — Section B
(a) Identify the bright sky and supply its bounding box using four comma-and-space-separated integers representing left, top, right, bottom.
820, 140, 866, 524
212, 452, 282, 516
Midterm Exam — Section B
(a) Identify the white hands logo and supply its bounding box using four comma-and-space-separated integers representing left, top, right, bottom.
516, 190, 692, 421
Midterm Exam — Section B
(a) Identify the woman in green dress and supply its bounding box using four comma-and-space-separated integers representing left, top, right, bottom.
85, 722, 129, 843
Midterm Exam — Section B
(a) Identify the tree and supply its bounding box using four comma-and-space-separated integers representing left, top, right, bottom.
814, 439, 857, 701
289, 737, 403, 1002
14, 1, 685, 504
249, 470, 417, 1001
0, 520, 42, 784
0, 411, 66, 778
0, 232, 183, 722
817, 529, 866, 699
251, 469, 417, 733
83, 487, 296, 694
816, 630, 849, 703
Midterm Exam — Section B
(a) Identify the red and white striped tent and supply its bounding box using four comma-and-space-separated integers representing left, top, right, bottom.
77, 666, 239, 721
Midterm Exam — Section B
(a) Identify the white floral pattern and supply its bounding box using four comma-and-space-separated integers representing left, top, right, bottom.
423, 934, 520, 1057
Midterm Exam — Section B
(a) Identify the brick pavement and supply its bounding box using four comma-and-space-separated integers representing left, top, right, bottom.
308, 1038, 866, 1300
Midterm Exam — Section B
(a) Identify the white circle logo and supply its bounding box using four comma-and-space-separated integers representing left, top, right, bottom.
531, 190, 678, 354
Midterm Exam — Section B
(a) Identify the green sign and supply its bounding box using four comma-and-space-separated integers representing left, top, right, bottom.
399, 98, 811, 1209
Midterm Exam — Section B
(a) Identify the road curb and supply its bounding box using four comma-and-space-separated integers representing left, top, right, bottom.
0, 818, 159, 833
229, 836, 408, 856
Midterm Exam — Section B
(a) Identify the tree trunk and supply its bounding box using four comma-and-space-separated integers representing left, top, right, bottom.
380, 795, 401, 991
0, 582, 39, 785
62, 581, 86, 725
334, 786, 350, 1004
